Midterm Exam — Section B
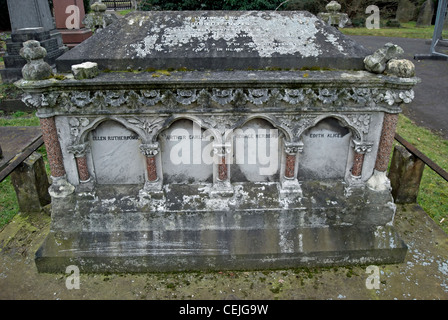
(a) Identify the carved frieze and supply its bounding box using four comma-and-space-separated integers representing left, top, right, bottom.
22, 87, 416, 115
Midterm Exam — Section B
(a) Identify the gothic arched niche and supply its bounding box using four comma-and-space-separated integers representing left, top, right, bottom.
159, 119, 214, 184
231, 118, 281, 182
88, 120, 146, 185
298, 117, 352, 180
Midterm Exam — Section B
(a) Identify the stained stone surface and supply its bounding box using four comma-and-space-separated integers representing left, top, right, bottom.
56, 11, 371, 72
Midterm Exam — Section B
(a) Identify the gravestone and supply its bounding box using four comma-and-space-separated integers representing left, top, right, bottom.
416, 0, 435, 26
16, 11, 419, 273
53, 0, 92, 48
0, 0, 67, 83
396, 0, 417, 23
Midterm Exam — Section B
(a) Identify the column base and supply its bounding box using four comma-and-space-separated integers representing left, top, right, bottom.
346, 174, 365, 188
139, 180, 165, 203
75, 179, 95, 193
49, 175, 75, 198
210, 181, 234, 197
367, 170, 392, 192
280, 178, 303, 198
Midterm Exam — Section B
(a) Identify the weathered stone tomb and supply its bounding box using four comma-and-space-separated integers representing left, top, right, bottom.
16, 11, 419, 273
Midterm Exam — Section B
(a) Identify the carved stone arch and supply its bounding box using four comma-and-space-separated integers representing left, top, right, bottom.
77, 116, 148, 144
153, 114, 221, 143
229, 114, 290, 143
296, 114, 363, 142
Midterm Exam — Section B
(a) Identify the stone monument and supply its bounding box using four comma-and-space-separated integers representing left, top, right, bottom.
53, 0, 92, 48
82, 1, 119, 34
317, 1, 351, 28
416, 0, 435, 27
16, 11, 419, 273
0, 0, 67, 83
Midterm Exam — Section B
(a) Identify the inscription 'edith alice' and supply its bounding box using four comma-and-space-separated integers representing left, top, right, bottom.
310, 133, 343, 138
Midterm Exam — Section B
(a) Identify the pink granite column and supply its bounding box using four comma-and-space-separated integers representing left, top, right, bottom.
351, 140, 373, 178
40, 117, 66, 178
375, 113, 399, 172
140, 143, 160, 183
67, 143, 91, 182
351, 152, 365, 177
218, 155, 228, 181
214, 144, 231, 182
285, 154, 296, 178
146, 156, 158, 182
284, 142, 303, 179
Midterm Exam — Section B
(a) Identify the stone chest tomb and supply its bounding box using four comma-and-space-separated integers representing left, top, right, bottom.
16, 11, 419, 272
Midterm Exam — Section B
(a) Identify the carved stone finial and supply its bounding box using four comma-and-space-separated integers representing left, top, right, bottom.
326, 1, 342, 12
19, 40, 52, 81
91, 0, 107, 12
364, 43, 404, 74
385, 59, 416, 78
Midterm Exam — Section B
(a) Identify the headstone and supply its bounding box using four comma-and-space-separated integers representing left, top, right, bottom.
0, 0, 67, 83
53, 0, 92, 48
389, 144, 425, 204
10, 152, 51, 213
396, 0, 417, 23
416, 0, 435, 26
16, 11, 420, 273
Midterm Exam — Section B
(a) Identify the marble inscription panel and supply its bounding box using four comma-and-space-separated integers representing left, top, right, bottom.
298, 118, 351, 180
89, 120, 146, 184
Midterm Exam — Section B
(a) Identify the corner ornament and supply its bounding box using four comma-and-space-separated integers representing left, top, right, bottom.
19, 40, 52, 81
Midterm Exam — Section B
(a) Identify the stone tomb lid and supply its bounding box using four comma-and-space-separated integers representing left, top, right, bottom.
56, 11, 371, 72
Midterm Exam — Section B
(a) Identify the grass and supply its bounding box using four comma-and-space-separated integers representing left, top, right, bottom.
0, 111, 44, 229
341, 21, 448, 39
395, 114, 448, 233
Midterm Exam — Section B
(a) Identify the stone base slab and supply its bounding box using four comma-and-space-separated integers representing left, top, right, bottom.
35, 181, 407, 273
35, 225, 407, 273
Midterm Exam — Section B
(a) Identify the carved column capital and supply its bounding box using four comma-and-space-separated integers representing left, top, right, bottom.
212, 143, 232, 156
284, 142, 304, 155
140, 143, 160, 157
67, 143, 90, 158
352, 140, 373, 154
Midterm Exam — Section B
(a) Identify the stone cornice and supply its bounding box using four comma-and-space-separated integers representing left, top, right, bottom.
15, 70, 419, 117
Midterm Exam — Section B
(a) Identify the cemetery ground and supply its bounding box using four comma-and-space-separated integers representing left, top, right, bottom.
1, 30, 448, 299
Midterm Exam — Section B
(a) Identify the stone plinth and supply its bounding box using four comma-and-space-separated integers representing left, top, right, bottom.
16, 11, 419, 273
